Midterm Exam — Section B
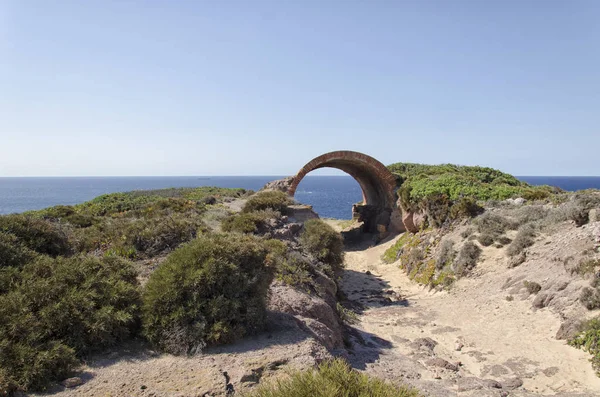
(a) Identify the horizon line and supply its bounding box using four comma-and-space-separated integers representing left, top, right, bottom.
1, 174, 600, 178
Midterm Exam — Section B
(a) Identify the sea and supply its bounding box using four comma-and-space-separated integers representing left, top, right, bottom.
1, 176, 599, 220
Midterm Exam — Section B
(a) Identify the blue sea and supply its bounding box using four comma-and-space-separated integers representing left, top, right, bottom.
0, 176, 599, 219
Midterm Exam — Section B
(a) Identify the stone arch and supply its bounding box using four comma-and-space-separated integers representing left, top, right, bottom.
288, 151, 403, 233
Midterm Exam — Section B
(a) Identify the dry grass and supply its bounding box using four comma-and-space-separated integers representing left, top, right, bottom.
243, 359, 421, 397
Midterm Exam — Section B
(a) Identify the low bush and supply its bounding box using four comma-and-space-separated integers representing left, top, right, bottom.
0, 232, 37, 269
435, 239, 456, 270
572, 258, 600, 276
142, 233, 274, 354
389, 162, 553, 206
420, 194, 450, 228
569, 317, 600, 373
506, 224, 537, 257
477, 233, 495, 247
242, 190, 292, 214
244, 358, 420, 397
514, 205, 549, 225
72, 214, 204, 258
523, 280, 542, 295
33, 205, 95, 228
0, 255, 140, 392
453, 242, 482, 275
580, 282, 600, 310
449, 197, 484, 219
460, 227, 474, 239
544, 193, 600, 227
126, 216, 203, 257
474, 212, 517, 238
300, 219, 344, 274
222, 210, 279, 234
0, 214, 71, 257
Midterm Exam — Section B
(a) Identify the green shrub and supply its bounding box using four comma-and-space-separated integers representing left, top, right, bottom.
0, 215, 70, 257
142, 233, 274, 354
262, 239, 313, 289
222, 210, 279, 234
0, 255, 140, 392
244, 358, 420, 397
242, 190, 292, 214
300, 219, 344, 274
453, 242, 482, 275
507, 224, 536, 257
523, 280, 542, 295
420, 194, 450, 228
449, 197, 484, 219
126, 216, 203, 257
569, 317, 600, 374
389, 163, 554, 227
33, 205, 95, 228
0, 232, 37, 269
274, 253, 312, 288
72, 214, 204, 258
67, 187, 245, 218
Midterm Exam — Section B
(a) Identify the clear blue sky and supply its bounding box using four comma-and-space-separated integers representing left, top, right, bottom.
1, 0, 598, 176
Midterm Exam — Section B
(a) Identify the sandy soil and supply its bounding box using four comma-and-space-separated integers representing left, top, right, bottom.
340, 233, 600, 396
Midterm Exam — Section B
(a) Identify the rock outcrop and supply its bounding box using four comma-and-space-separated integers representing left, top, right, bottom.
262, 177, 294, 193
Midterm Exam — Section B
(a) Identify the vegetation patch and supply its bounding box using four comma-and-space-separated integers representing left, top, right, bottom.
382, 233, 413, 264
569, 317, 600, 374
0, 255, 140, 392
507, 224, 537, 257
572, 258, 600, 277
243, 358, 420, 397
390, 163, 554, 208
523, 280, 542, 295
435, 239, 456, 270
142, 233, 274, 354
299, 219, 344, 275
242, 190, 292, 214
580, 279, 600, 310
453, 242, 482, 276
0, 215, 71, 257
222, 210, 280, 234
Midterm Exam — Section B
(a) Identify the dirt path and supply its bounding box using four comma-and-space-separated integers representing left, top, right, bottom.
340, 234, 600, 396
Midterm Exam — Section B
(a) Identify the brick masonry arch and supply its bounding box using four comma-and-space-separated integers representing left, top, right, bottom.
288, 151, 404, 234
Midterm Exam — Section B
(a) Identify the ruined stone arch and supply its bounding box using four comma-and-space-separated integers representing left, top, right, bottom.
288, 151, 403, 233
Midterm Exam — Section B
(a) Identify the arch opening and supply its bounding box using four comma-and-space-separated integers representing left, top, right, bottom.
288, 151, 404, 236
293, 170, 362, 220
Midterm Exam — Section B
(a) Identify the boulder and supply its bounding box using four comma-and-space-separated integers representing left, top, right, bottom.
268, 283, 343, 349
500, 377, 524, 390
262, 177, 294, 193
425, 357, 459, 372
402, 211, 418, 233
590, 208, 599, 223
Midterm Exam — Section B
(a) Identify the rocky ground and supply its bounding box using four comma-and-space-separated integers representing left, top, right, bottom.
339, 228, 600, 396
30, 212, 600, 397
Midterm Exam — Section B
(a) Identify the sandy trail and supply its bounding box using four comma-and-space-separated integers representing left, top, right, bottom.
340, 234, 600, 396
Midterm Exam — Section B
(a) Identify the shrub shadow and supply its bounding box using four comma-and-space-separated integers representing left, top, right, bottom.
340, 269, 409, 315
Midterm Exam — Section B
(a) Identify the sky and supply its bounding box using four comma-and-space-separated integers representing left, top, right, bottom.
1, 0, 599, 177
